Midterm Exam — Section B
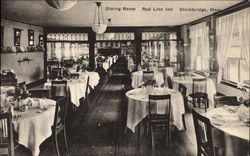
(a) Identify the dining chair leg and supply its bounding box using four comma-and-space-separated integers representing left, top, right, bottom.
150, 125, 155, 149
150, 124, 156, 156
54, 134, 60, 156
63, 128, 68, 149
137, 124, 141, 155
182, 114, 186, 131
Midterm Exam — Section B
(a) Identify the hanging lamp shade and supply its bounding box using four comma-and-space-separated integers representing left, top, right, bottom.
45, 0, 78, 11
105, 18, 115, 40
92, 24, 107, 35
92, 2, 107, 34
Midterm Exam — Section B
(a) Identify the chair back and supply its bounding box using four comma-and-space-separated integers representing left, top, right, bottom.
143, 71, 154, 82
176, 72, 185, 77
178, 83, 187, 104
192, 78, 207, 94
53, 96, 68, 131
51, 80, 68, 99
29, 89, 50, 99
85, 76, 90, 100
70, 73, 80, 79
214, 96, 238, 107
50, 68, 62, 80
148, 95, 171, 119
0, 112, 14, 156
166, 76, 173, 89
192, 109, 215, 156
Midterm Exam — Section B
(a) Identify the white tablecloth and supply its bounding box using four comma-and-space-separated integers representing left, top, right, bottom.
126, 87, 185, 133
0, 86, 15, 94
206, 106, 249, 141
102, 62, 109, 72
172, 76, 216, 104
77, 71, 100, 89
131, 71, 164, 88
204, 106, 249, 156
44, 80, 89, 107
13, 98, 56, 156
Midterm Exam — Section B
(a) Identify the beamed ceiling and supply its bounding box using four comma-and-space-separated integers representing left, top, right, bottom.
1, 0, 244, 27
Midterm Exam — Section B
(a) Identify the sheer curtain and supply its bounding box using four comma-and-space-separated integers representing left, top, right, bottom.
238, 8, 250, 67
216, 11, 236, 83
190, 22, 209, 70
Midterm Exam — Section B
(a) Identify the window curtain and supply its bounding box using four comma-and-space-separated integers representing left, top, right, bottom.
216, 10, 237, 83
190, 22, 209, 70
238, 8, 250, 67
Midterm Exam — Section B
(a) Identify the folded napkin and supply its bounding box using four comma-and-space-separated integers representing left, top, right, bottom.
0, 94, 13, 113
237, 104, 249, 117
21, 97, 34, 106
38, 99, 56, 109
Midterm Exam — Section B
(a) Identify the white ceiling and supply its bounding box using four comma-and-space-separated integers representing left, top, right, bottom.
1, 0, 243, 27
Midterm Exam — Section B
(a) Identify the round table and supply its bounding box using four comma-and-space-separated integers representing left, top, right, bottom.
205, 106, 249, 156
13, 98, 56, 156
172, 76, 216, 105
131, 71, 164, 88
126, 87, 185, 133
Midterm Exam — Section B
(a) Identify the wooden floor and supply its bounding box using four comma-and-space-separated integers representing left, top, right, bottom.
15, 64, 198, 156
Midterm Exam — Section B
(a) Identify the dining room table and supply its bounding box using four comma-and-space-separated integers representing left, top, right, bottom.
44, 79, 89, 107
204, 105, 249, 156
131, 70, 165, 88
172, 76, 217, 105
77, 71, 100, 89
126, 87, 185, 133
12, 97, 56, 156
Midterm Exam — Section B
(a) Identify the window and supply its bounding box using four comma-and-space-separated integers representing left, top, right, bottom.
222, 26, 250, 84
190, 22, 210, 71
141, 32, 178, 68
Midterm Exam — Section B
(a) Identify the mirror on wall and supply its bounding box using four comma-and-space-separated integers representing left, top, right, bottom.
14, 28, 22, 46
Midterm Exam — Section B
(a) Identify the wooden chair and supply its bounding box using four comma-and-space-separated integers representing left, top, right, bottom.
189, 78, 209, 112
76, 76, 90, 112
69, 73, 79, 79
178, 83, 187, 130
51, 80, 68, 101
166, 76, 173, 89
143, 71, 154, 81
52, 96, 68, 156
50, 68, 62, 80
29, 89, 50, 99
148, 95, 171, 150
214, 96, 238, 108
0, 112, 14, 156
85, 76, 90, 105
192, 109, 216, 156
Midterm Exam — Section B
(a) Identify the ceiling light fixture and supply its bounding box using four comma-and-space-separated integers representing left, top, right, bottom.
105, 18, 115, 40
92, 2, 107, 35
45, 0, 78, 11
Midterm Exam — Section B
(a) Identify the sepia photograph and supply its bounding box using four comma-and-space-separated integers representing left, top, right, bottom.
0, 0, 249, 156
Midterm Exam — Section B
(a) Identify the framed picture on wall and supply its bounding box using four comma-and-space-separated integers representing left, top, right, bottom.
28, 29, 34, 46
39, 34, 43, 46
14, 28, 22, 46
